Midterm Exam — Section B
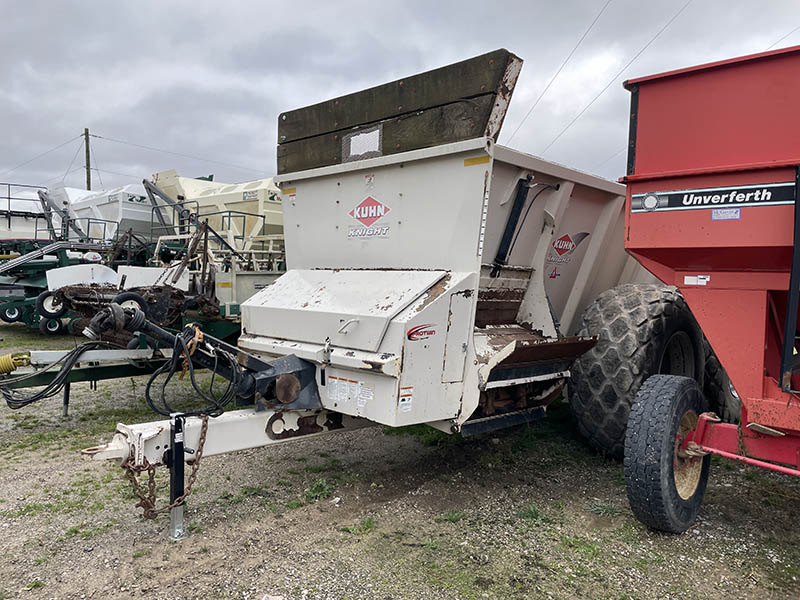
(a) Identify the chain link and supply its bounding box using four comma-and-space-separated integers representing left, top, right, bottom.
122, 414, 209, 519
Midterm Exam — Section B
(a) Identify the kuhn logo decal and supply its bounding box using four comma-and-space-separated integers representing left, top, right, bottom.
553, 234, 576, 255
547, 232, 590, 264
349, 196, 390, 227
407, 324, 435, 341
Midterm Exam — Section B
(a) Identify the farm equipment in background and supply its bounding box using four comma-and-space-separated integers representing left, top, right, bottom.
0, 188, 124, 333
620, 45, 800, 532
21, 172, 286, 339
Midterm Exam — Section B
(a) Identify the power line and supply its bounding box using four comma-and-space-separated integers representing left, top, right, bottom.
767, 23, 800, 50
592, 145, 627, 171
0, 135, 82, 178
541, 0, 693, 155
61, 140, 84, 181
591, 9, 793, 176
90, 133, 268, 175
506, 0, 613, 144
92, 149, 104, 188
91, 167, 143, 180
43, 166, 83, 185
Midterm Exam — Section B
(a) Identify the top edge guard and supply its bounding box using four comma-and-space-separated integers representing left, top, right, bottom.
278, 49, 522, 147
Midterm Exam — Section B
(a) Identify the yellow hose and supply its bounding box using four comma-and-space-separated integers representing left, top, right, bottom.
0, 352, 30, 374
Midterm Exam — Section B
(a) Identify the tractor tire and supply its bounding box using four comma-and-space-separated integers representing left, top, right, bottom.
624, 375, 710, 534
0, 306, 22, 323
568, 284, 704, 459
39, 317, 65, 336
36, 291, 68, 319
112, 291, 148, 315
703, 339, 741, 423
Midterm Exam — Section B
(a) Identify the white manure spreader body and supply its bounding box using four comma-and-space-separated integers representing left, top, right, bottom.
71, 49, 653, 537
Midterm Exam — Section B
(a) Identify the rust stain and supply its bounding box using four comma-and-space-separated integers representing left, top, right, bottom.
414, 274, 452, 313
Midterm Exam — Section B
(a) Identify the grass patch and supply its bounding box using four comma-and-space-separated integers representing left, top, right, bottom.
434, 510, 466, 524
24, 580, 44, 590
382, 424, 462, 447
561, 535, 601, 560
304, 478, 334, 503
587, 500, 624, 518
519, 504, 553, 525
132, 549, 151, 558
341, 516, 376, 535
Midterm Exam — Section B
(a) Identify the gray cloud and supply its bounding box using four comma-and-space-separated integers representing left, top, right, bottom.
0, 0, 797, 193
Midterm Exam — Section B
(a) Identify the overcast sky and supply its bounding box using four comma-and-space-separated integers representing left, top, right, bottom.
1, 0, 798, 198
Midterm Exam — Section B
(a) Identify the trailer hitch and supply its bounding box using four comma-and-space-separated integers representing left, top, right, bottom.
83, 303, 322, 413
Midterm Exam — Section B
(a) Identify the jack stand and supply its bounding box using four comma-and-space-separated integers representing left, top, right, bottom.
167, 415, 188, 541
62, 382, 70, 418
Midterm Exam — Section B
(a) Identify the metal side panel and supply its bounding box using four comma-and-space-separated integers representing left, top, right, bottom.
46, 264, 118, 290
241, 269, 447, 352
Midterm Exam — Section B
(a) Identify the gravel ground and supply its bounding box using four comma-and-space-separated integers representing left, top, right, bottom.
0, 323, 799, 600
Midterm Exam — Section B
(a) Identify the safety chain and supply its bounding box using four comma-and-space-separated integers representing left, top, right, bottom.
122, 414, 209, 520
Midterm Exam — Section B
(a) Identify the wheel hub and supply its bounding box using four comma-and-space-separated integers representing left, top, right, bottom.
673, 409, 702, 500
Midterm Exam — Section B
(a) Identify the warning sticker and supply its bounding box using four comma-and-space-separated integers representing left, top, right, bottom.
358, 385, 373, 410
327, 376, 369, 408
399, 386, 414, 413
327, 379, 337, 401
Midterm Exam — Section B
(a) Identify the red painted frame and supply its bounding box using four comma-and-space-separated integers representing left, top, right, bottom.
623, 45, 800, 477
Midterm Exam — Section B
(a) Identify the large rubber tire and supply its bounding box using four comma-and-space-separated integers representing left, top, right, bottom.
569, 284, 704, 459
112, 291, 148, 315
703, 339, 741, 423
39, 317, 65, 336
0, 306, 22, 323
624, 375, 710, 534
36, 291, 68, 319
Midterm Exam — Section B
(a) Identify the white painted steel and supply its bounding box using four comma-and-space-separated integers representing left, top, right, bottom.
237, 137, 652, 430
242, 269, 447, 352
85, 408, 372, 466
61, 185, 155, 239
46, 264, 118, 290
29, 348, 155, 365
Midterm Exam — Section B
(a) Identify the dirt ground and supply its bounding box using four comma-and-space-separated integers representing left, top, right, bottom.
0, 323, 798, 600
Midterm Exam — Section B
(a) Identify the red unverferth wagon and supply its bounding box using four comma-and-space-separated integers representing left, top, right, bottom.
622, 45, 800, 533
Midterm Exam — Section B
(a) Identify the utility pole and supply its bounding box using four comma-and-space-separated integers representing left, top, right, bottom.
84, 127, 91, 190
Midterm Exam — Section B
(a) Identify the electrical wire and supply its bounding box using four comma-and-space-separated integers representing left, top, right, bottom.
767, 23, 800, 50
90, 133, 268, 175
0, 341, 124, 409
91, 167, 141, 180
506, 0, 613, 144
92, 148, 104, 188
593, 145, 627, 171
0, 135, 82, 179
144, 325, 241, 417
541, 0, 693, 155
43, 166, 83, 185
61, 140, 84, 181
